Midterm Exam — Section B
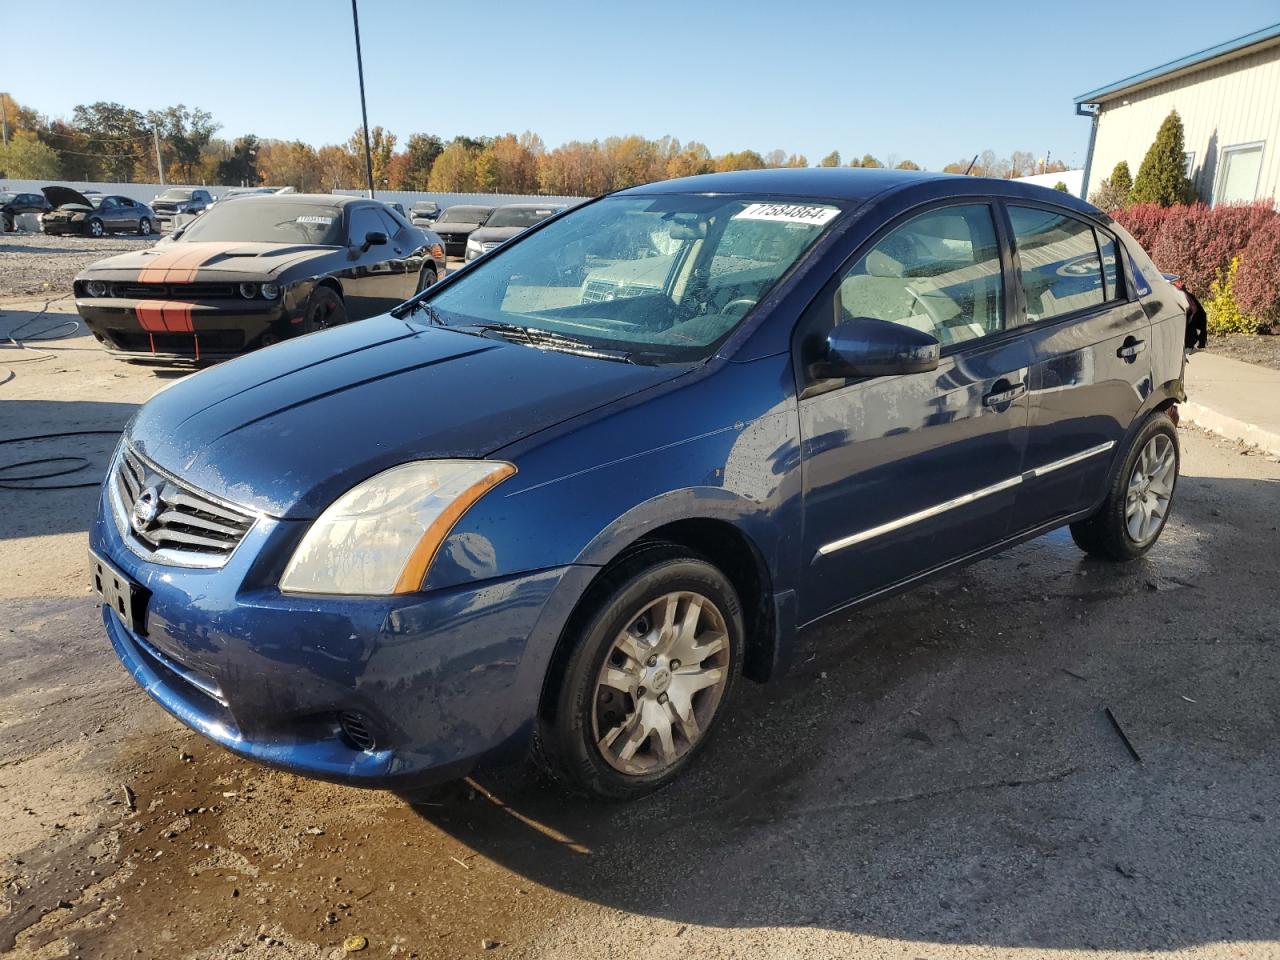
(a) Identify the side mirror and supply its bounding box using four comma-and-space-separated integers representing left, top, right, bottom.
360, 230, 388, 252
813, 316, 940, 380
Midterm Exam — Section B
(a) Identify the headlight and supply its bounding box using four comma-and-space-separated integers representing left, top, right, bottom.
466, 237, 482, 252
279, 460, 516, 595
71, 213, 86, 221
238, 282, 257, 299
85, 280, 108, 297
260, 282, 280, 300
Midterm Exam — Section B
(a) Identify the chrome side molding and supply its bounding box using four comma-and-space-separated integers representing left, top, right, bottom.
815, 440, 1117, 559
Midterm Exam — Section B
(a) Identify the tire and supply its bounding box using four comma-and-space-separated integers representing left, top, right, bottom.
538, 546, 742, 801
1070, 411, 1179, 561
297, 285, 347, 335
138, 217, 153, 237
416, 264, 438, 293
2, 213, 12, 233
87, 218, 105, 238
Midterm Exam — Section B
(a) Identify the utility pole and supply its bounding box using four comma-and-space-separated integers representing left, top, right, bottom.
351, 0, 375, 198
153, 127, 166, 185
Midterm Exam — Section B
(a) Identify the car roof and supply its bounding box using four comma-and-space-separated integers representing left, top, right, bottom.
616, 167, 1100, 216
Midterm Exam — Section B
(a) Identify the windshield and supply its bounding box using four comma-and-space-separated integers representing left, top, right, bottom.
0, 193, 14, 203
437, 206, 490, 224
485, 206, 556, 229
413, 202, 438, 212
425, 195, 841, 362
177, 199, 344, 245
159, 189, 195, 201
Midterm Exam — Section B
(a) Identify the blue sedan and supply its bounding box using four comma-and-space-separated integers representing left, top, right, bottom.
90, 168, 1187, 800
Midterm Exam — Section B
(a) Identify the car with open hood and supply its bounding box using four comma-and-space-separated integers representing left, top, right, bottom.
73, 193, 445, 361
41, 187, 159, 237
464, 203, 565, 260
430, 203, 493, 257
89, 169, 1190, 801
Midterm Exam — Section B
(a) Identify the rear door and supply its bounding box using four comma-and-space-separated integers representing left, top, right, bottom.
1004, 203, 1151, 533
796, 200, 1033, 622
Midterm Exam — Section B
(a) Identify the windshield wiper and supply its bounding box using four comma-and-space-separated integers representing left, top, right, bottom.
454, 322, 639, 363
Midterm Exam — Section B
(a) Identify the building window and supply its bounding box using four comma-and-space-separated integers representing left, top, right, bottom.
1215, 142, 1264, 205
1184, 151, 1195, 178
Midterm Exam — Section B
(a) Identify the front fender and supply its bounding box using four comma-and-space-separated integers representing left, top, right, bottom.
422, 354, 804, 597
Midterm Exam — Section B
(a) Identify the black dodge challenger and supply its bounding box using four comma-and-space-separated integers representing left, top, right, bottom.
73, 194, 446, 361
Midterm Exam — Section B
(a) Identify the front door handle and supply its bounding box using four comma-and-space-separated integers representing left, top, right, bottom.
983, 382, 1027, 408
1117, 338, 1147, 361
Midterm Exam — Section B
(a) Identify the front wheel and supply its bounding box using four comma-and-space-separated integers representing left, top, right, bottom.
86, 218, 105, 238
539, 547, 741, 801
1070, 411, 1179, 561
297, 286, 347, 335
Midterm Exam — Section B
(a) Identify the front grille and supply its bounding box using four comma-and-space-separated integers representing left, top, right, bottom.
339, 712, 377, 752
112, 282, 237, 299
112, 444, 255, 567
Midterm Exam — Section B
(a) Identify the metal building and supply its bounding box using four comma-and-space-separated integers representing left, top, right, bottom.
1076, 22, 1280, 204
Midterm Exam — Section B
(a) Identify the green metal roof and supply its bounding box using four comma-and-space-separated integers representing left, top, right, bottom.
1075, 21, 1280, 104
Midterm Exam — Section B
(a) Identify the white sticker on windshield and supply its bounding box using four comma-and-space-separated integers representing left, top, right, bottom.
296, 215, 334, 225
733, 203, 838, 226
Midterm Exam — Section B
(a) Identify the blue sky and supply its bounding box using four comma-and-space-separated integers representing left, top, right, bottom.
8, 1, 1278, 170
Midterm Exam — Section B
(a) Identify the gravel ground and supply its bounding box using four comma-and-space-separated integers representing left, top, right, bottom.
1204, 332, 1280, 371
0, 232, 158, 299
2, 303, 1280, 958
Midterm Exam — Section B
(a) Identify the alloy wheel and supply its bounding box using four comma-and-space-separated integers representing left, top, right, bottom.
591, 590, 731, 776
1125, 433, 1175, 543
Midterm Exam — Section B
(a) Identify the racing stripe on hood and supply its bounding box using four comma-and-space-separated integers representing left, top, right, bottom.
137, 242, 244, 283
135, 300, 194, 333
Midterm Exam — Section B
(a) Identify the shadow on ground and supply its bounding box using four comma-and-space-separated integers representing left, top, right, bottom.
406, 471, 1280, 953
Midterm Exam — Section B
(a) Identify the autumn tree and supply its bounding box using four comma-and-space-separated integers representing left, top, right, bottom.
818, 151, 841, 167
1131, 111, 1191, 207
215, 135, 261, 186
70, 102, 149, 180
148, 105, 218, 182
428, 140, 477, 192
894, 159, 921, 171
0, 131, 59, 178
666, 141, 713, 180
258, 140, 323, 192
395, 133, 443, 190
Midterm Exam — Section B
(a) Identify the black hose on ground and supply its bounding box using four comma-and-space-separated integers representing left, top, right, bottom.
0, 430, 121, 490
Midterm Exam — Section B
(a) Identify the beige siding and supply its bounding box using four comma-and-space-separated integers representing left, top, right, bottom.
1087, 41, 1280, 203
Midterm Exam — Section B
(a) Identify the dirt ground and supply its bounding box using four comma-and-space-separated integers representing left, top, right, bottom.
0, 233, 159, 300
3, 297, 1280, 959
1205, 332, 1280, 371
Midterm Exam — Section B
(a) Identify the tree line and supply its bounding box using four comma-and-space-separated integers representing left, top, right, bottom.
0, 92, 1067, 196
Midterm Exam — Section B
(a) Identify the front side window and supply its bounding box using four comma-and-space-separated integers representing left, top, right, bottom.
347, 207, 385, 244
1215, 142, 1264, 205
425, 195, 842, 362
835, 203, 1004, 348
1008, 206, 1105, 322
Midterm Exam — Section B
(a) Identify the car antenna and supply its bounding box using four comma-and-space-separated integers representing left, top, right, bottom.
963, 154, 979, 176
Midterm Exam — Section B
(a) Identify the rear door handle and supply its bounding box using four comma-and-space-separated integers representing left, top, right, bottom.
1117, 338, 1147, 360
983, 382, 1027, 408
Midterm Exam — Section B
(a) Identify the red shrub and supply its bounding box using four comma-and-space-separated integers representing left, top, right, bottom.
1234, 217, 1280, 329
1114, 201, 1279, 301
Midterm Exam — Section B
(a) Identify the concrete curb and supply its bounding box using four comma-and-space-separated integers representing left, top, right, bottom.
1181, 399, 1280, 458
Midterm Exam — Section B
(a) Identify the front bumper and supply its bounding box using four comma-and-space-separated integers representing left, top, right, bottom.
90, 489, 592, 787
77, 296, 288, 360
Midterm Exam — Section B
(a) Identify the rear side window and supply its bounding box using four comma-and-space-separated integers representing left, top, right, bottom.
1096, 230, 1124, 301
1008, 206, 1105, 322
835, 203, 1004, 348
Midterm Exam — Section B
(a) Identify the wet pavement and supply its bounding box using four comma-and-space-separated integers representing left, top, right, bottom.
3, 306, 1279, 958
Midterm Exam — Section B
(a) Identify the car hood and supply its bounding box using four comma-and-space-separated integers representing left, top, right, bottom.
470, 226, 525, 243
42, 186, 94, 209
78, 241, 333, 279
128, 314, 688, 519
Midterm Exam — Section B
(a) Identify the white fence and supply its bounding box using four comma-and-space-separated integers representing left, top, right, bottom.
0, 178, 588, 212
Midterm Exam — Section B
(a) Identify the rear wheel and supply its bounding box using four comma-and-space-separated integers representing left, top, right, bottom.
1070, 411, 1179, 561
538, 547, 741, 801
138, 217, 153, 236
2, 212, 13, 233
297, 286, 347, 335
416, 264, 438, 293
87, 218, 105, 238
